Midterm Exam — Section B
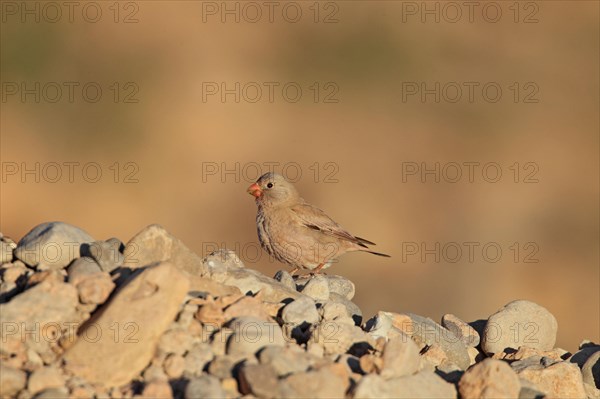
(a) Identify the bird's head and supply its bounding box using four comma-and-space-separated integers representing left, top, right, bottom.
247, 172, 300, 206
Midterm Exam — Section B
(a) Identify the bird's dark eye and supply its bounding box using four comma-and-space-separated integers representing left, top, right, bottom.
267, 182, 274, 188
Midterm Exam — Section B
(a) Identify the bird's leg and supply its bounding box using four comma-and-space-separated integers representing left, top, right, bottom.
312, 263, 326, 276
289, 267, 299, 276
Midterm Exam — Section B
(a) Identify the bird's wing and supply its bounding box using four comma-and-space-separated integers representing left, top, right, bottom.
289, 202, 372, 248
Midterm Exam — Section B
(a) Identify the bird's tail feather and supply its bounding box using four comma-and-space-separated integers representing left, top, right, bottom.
365, 250, 391, 258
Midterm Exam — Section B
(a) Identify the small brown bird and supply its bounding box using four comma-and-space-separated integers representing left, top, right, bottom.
247, 172, 390, 275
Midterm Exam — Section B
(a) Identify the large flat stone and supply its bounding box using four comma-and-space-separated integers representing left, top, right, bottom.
64, 262, 189, 387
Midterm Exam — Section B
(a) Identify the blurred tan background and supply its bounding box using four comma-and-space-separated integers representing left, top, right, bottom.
1, 1, 598, 351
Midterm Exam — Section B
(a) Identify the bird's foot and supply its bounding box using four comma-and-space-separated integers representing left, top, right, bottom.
310, 263, 327, 277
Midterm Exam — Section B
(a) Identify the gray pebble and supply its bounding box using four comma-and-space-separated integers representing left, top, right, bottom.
300, 275, 330, 301
324, 275, 355, 300
0, 363, 27, 398
183, 343, 214, 378
482, 300, 557, 356
354, 371, 457, 398
320, 301, 354, 325
238, 363, 280, 398
273, 270, 296, 291
281, 296, 319, 326
207, 355, 236, 379
185, 375, 226, 399
227, 317, 285, 356
442, 314, 480, 347
407, 313, 470, 370
81, 238, 124, 272
15, 222, 94, 270
329, 293, 362, 325
295, 274, 355, 300
258, 345, 315, 377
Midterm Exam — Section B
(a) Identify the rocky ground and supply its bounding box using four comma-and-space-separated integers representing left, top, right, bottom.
0, 222, 598, 399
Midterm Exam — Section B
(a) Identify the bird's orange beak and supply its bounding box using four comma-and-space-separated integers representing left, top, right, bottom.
247, 183, 262, 198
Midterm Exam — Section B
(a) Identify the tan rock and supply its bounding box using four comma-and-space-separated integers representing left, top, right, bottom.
372, 336, 387, 353
467, 346, 482, 366
263, 301, 285, 318
28, 366, 65, 395
186, 319, 203, 337
210, 328, 234, 356
227, 317, 286, 356
360, 354, 383, 374
307, 340, 325, 358
482, 300, 557, 355
221, 377, 240, 398
207, 354, 237, 379
316, 362, 351, 390
185, 375, 225, 398
407, 313, 470, 370
164, 354, 185, 379
458, 358, 520, 399
390, 313, 413, 334
64, 262, 189, 387
2, 264, 29, 283
0, 363, 27, 398
0, 239, 15, 264
188, 275, 242, 297
143, 364, 168, 382
310, 321, 371, 356
366, 311, 404, 340
216, 267, 302, 302
67, 257, 101, 285
75, 272, 115, 305
442, 314, 480, 347
238, 364, 280, 398
584, 382, 600, 399
196, 302, 226, 327
215, 293, 245, 308
280, 368, 346, 399
109, 386, 125, 398
0, 276, 80, 356
258, 345, 317, 377
300, 275, 330, 301
422, 344, 449, 367
158, 328, 193, 355
224, 295, 272, 321
68, 256, 115, 304
69, 385, 95, 398
381, 334, 420, 379
354, 371, 456, 398
141, 381, 172, 398
175, 303, 199, 328
500, 346, 565, 362
517, 360, 587, 398
122, 224, 206, 276
26, 269, 65, 287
